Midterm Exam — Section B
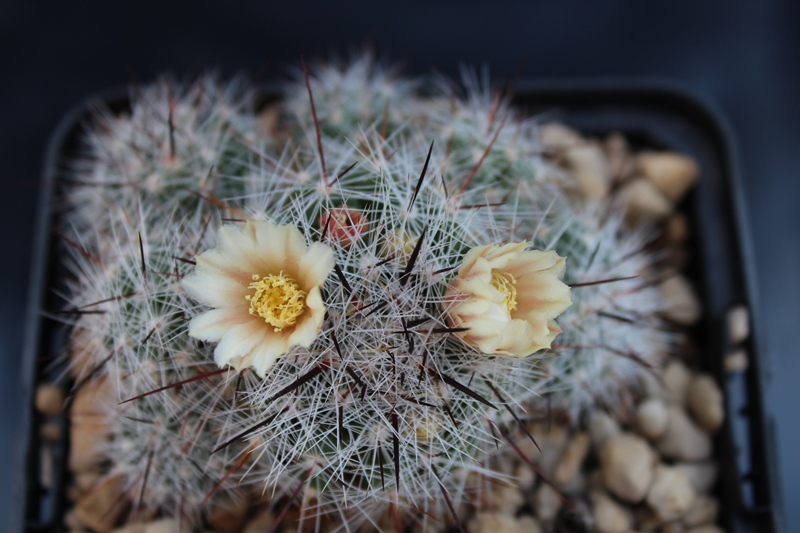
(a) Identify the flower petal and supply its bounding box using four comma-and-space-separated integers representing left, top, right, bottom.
213, 321, 272, 370
183, 267, 249, 309
188, 307, 251, 342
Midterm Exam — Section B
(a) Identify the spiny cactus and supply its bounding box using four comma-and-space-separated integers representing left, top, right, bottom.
59, 55, 678, 531
64, 74, 258, 249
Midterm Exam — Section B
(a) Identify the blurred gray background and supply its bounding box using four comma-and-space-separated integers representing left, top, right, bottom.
1, 1, 797, 529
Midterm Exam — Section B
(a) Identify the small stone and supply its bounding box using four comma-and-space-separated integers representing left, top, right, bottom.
683, 495, 719, 527
41, 422, 61, 442
675, 462, 718, 493
666, 213, 689, 246
75, 474, 128, 532
599, 433, 656, 503
36, 384, 64, 417
515, 515, 542, 533
687, 374, 725, 432
647, 465, 696, 521
485, 484, 524, 514
243, 511, 275, 533
724, 349, 749, 372
589, 411, 621, 448
637, 151, 699, 202
467, 512, 530, 533
663, 359, 692, 406
590, 491, 632, 533
661, 276, 702, 325
618, 178, 673, 222
527, 423, 568, 476
656, 407, 713, 461
565, 143, 612, 200
635, 398, 670, 440
727, 305, 750, 344
531, 483, 564, 522
514, 461, 536, 489
70, 379, 112, 472
207, 495, 251, 533
559, 469, 588, 496
554, 432, 590, 486
539, 122, 583, 151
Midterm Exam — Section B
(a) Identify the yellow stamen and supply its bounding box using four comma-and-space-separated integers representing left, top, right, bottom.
246, 271, 307, 332
491, 271, 518, 313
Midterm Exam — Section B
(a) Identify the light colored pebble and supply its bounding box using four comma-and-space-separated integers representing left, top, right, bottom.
636, 398, 670, 440
589, 411, 621, 448
531, 482, 564, 522
727, 305, 750, 344
70, 379, 112, 472
724, 349, 749, 372
676, 462, 718, 493
75, 475, 127, 533
515, 515, 542, 533
565, 143, 612, 200
683, 495, 719, 527
687, 374, 725, 432
35, 384, 64, 417
618, 178, 673, 222
591, 491, 632, 533
656, 407, 713, 461
599, 433, 656, 503
467, 512, 531, 533
41, 422, 61, 442
527, 423, 568, 476
647, 465, 696, 521
69, 416, 110, 472
514, 461, 536, 489
485, 484, 524, 514
559, 469, 588, 496
539, 122, 583, 151
660, 276, 702, 325
637, 151, 699, 202
243, 510, 275, 533
554, 432, 591, 486
663, 359, 692, 406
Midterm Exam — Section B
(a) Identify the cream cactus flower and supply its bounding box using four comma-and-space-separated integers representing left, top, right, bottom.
445, 242, 572, 357
182, 220, 334, 377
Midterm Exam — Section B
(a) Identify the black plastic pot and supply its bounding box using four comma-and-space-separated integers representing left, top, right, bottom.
14, 82, 781, 532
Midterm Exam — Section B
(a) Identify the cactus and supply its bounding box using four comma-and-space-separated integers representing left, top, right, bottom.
59, 55, 677, 530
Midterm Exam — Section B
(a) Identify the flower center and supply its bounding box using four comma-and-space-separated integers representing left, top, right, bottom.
246, 272, 307, 332
490, 271, 518, 313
